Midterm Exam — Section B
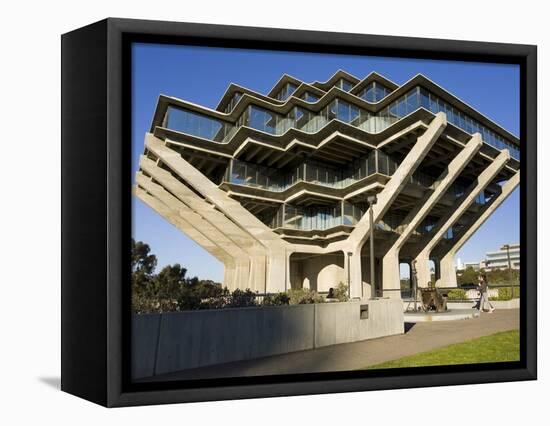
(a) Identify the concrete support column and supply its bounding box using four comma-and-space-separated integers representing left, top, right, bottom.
381, 250, 401, 299
437, 251, 457, 288
136, 174, 254, 290
223, 262, 236, 290
380, 134, 482, 294
347, 112, 448, 250
341, 113, 448, 299
415, 252, 431, 288
413, 150, 510, 286
234, 258, 251, 290
145, 134, 290, 292
346, 249, 364, 299
265, 252, 287, 293
248, 255, 267, 293
433, 171, 520, 285
134, 186, 241, 288
140, 156, 268, 291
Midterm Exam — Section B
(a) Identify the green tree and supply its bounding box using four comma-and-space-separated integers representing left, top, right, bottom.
333, 282, 349, 302
457, 266, 478, 286
287, 288, 324, 304
153, 264, 188, 311
131, 239, 226, 313
177, 278, 227, 310
131, 239, 157, 276
131, 239, 158, 313
263, 292, 290, 306
228, 289, 258, 308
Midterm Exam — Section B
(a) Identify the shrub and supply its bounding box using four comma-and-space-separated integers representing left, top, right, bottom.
176, 288, 203, 310
263, 292, 291, 306
489, 287, 518, 301
132, 293, 157, 314
177, 287, 259, 310
333, 282, 349, 302
446, 289, 467, 300
228, 289, 258, 308
199, 287, 231, 309
288, 288, 324, 305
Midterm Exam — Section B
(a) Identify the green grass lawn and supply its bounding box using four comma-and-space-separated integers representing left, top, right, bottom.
364, 330, 520, 370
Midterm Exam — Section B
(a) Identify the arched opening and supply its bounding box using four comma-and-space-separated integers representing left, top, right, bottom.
289, 252, 345, 293
399, 261, 412, 298
428, 259, 437, 285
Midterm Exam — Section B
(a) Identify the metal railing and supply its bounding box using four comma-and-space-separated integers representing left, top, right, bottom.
401, 284, 520, 308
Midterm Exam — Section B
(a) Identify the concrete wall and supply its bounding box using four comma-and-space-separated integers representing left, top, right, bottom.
132, 314, 162, 380
132, 299, 404, 380
314, 299, 403, 347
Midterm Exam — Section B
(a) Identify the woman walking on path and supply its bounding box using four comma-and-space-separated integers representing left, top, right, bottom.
477, 273, 495, 313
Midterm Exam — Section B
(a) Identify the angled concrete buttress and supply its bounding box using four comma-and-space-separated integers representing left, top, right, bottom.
434, 170, 520, 287
381, 134, 483, 296
139, 156, 269, 291
136, 174, 254, 290
413, 149, 511, 288
134, 186, 238, 287
145, 134, 290, 292
343, 112, 448, 299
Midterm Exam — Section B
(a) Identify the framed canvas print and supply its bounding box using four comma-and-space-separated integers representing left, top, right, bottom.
61, 18, 537, 407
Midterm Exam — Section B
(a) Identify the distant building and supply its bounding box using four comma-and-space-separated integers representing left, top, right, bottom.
462, 261, 483, 271
485, 243, 520, 271
459, 244, 519, 272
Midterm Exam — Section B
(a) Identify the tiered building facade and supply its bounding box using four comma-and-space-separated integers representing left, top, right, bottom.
134, 71, 520, 299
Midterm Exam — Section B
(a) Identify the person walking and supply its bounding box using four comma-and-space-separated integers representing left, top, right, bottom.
477, 273, 495, 313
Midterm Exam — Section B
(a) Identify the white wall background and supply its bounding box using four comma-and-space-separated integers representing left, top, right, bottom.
0, 0, 546, 424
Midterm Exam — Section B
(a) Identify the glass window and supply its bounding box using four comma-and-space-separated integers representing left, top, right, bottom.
335, 78, 354, 91
378, 151, 389, 175
330, 99, 362, 123
165, 106, 233, 142
406, 88, 420, 113
375, 83, 389, 101
419, 88, 430, 109
275, 82, 298, 101
224, 92, 242, 113
301, 91, 319, 102
171, 84, 519, 161
246, 105, 280, 134
359, 83, 375, 102
230, 160, 247, 185
396, 97, 407, 117
293, 107, 324, 133
350, 104, 360, 124
359, 82, 390, 102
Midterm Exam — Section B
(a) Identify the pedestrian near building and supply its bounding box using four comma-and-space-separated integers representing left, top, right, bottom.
477, 273, 495, 313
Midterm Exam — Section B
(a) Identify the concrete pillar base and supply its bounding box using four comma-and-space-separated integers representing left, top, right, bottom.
265, 253, 287, 293
381, 249, 401, 298
414, 252, 432, 288
436, 251, 458, 288
348, 250, 364, 299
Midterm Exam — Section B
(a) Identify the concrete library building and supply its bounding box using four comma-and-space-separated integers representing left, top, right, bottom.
134, 70, 520, 300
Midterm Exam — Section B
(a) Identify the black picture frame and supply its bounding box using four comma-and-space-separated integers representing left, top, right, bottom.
61, 17, 537, 407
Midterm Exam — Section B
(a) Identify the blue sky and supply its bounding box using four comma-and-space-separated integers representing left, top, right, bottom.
131, 43, 520, 281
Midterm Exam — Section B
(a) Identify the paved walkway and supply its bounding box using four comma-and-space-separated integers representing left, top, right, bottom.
139, 309, 519, 382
